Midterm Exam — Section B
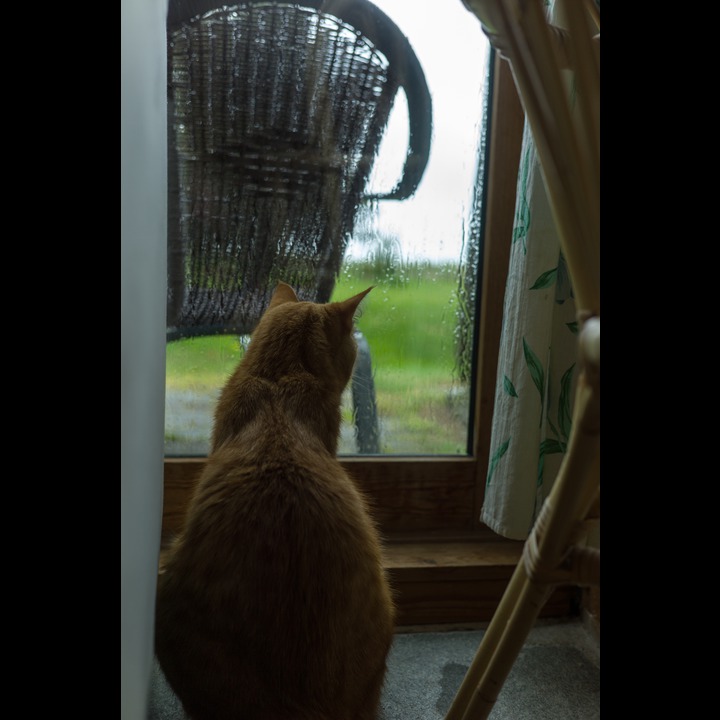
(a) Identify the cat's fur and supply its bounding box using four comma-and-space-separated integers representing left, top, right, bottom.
155, 282, 395, 720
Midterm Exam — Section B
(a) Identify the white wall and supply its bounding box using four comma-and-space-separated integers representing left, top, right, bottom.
121, 1, 167, 718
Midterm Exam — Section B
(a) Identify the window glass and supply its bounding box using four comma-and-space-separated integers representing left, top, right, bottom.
165, 0, 490, 456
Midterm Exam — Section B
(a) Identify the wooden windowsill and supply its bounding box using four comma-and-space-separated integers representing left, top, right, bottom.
382, 534, 578, 625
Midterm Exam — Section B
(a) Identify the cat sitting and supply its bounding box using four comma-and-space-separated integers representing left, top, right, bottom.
155, 281, 395, 720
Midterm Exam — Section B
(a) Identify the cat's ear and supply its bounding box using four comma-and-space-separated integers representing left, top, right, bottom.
335, 286, 374, 333
269, 281, 300, 309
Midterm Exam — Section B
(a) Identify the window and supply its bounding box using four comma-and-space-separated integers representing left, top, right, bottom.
163, 1, 526, 540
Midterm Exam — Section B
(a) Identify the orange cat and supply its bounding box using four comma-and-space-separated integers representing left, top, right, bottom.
155, 281, 395, 720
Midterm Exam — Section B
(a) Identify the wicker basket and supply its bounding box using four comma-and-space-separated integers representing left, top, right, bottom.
166, 0, 431, 338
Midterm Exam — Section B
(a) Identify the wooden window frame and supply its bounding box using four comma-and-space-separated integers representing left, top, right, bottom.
162, 54, 526, 547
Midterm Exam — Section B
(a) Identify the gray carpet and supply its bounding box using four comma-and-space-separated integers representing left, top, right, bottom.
149, 619, 600, 719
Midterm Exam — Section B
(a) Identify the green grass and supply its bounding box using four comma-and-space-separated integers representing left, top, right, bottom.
166, 335, 243, 392
166, 262, 472, 454
332, 261, 470, 453
333, 261, 461, 371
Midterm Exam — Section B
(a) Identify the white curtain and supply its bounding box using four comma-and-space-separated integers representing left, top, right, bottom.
481, 63, 579, 540
121, 1, 167, 718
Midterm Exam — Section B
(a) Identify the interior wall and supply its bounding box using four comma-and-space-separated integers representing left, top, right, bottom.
121, 1, 168, 718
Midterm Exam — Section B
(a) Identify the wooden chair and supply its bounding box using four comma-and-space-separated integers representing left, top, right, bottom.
165, 0, 432, 453
446, 1, 600, 717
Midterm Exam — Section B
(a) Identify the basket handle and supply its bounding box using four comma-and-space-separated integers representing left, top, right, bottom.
316, 0, 432, 201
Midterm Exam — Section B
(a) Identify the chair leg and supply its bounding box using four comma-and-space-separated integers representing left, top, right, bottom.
351, 331, 380, 454
445, 336, 600, 720
444, 563, 552, 720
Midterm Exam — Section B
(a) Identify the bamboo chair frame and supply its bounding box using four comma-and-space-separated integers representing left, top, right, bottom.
446, 1, 600, 718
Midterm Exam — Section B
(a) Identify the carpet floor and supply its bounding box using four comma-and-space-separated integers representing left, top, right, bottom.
149, 618, 600, 719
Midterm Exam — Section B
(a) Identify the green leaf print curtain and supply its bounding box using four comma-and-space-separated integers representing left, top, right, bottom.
481, 115, 579, 540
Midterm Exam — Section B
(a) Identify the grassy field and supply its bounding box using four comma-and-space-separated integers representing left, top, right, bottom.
166, 262, 472, 454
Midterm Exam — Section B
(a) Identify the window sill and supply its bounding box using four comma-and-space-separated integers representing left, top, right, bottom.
383, 533, 578, 625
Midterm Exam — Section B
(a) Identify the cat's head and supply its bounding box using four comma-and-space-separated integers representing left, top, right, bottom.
247, 281, 373, 393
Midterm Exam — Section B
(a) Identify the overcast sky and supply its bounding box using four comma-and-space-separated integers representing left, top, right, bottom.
348, 0, 490, 263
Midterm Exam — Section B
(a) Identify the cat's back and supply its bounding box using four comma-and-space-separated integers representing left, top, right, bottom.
156, 408, 394, 720
178, 407, 384, 577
